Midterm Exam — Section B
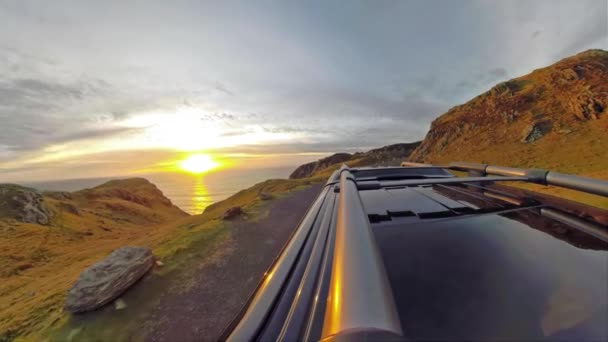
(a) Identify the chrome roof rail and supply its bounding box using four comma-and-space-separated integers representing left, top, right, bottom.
321, 167, 403, 340
407, 161, 608, 198
356, 175, 528, 190
226, 186, 330, 341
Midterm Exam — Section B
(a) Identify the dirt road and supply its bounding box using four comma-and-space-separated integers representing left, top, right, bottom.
144, 184, 323, 342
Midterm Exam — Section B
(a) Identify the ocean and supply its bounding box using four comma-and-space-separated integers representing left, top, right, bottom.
25, 166, 296, 214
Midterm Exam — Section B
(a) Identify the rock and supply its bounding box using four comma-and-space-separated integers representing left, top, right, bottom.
0, 184, 51, 225
114, 298, 127, 310
259, 192, 272, 201
64, 246, 154, 313
568, 91, 605, 120
155, 260, 164, 267
557, 68, 580, 82
521, 125, 543, 143
499, 110, 519, 124
364, 142, 422, 165
222, 206, 243, 220
521, 121, 551, 143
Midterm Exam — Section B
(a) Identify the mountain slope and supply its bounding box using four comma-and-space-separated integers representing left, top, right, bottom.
289, 142, 421, 179
408, 49, 608, 177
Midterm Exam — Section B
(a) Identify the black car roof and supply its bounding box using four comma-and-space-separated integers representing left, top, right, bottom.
224, 164, 608, 341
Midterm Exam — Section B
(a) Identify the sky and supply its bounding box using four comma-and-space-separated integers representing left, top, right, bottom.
0, 0, 606, 181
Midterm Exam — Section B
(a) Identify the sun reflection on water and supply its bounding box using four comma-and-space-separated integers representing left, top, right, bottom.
191, 176, 212, 214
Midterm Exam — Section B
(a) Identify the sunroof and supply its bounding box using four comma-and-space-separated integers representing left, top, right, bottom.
358, 182, 537, 223
373, 212, 608, 341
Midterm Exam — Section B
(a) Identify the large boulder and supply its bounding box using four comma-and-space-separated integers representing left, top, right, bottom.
0, 184, 51, 225
64, 246, 154, 313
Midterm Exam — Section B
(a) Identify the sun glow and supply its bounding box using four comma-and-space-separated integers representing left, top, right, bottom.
179, 154, 219, 174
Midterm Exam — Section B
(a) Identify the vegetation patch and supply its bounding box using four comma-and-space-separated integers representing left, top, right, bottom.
47, 224, 230, 342
0, 176, 317, 341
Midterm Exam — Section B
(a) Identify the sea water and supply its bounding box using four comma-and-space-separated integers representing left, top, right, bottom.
25, 166, 295, 214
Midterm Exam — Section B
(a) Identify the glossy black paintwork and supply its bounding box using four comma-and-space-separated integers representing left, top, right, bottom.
226, 167, 608, 342
373, 211, 608, 341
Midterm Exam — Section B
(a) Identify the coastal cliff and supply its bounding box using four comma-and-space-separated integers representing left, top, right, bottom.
289, 142, 421, 179
408, 49, 608, 177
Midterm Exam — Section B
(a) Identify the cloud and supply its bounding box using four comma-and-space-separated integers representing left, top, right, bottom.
201, 113, 237, 122
214, 82, 235, 96
487, 68, 508, 79
0, 78, 85, 112
52, 127, 142, 145
0, 77, 126, 152
449, 67, 511, 100
0, 148, 179, 181
110, 111, 129, 120
0, 0, 605, 181
475, 0, 607, 75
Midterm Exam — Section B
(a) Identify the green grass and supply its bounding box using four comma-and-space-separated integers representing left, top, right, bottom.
38, 180, 318, 342
46, 224, 230, 342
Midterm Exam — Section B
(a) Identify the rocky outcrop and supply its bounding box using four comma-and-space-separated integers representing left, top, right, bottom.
362, 142, 421, 165
64, 246, 154, 313
76, 178, 178, 209
408, 49, 608, 164
289, 142, 420, 179
289, 153, 352, 179
520, 121, 552, 143
567, 90, 605, 121
0, 184, 51, 225
69, 178, 188, 221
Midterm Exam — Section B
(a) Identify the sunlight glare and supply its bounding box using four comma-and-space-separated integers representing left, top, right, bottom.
179, 154, 219, 174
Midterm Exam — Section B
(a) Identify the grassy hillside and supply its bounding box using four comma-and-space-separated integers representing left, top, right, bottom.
0, 177, 315, 341
408, 49, 608, 208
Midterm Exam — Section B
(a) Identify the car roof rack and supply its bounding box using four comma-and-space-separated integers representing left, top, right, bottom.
402, 161, 608, 198
224, 163, 608, 341
321, 166, 403, 339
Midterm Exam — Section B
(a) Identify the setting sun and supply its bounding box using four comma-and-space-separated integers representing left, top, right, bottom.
179, 154, 219, 174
